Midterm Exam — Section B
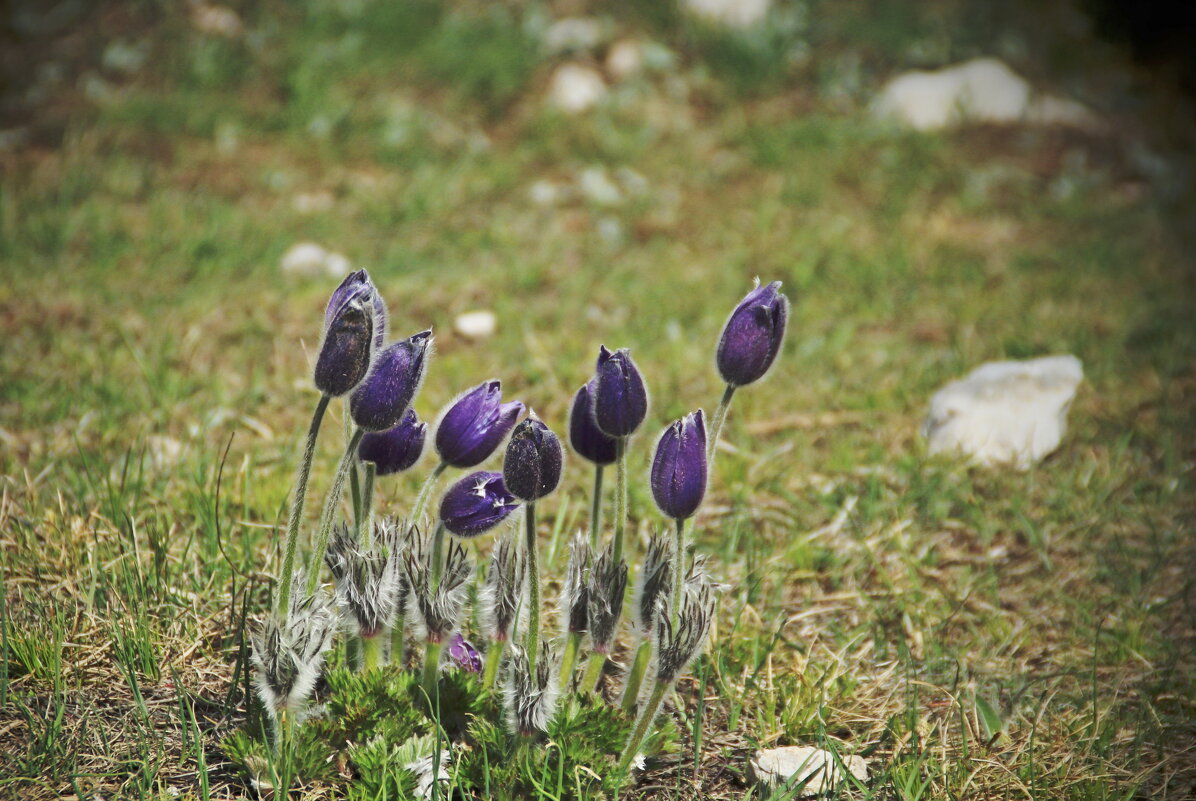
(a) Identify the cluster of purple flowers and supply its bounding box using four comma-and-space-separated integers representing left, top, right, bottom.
252, 270, 788, 788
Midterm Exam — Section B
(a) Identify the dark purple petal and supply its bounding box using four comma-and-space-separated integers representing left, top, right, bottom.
568, 380, 617, 465
593, 346, 648, 438
439, 471, 519, 538
358, 409, 427, 475
716, 280, 789, 387
349, 330, 432, 432
324, 269, 387, 349
434, 381, 525, 468
503, 417, 564, 502
447, 633, 483, 674
650, 410, 707, 520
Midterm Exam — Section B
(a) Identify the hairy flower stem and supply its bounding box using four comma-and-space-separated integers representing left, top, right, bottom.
361, 462, 376, 548
349, 458, 362, 539
361, 636, 382, 671
482, 639, 505, 689
524, 503, 541, 675
589, 466, 604, 549
430, 521, 447, 587
390, 613, 405, 667
706, 384, 736, 462
671, 517, 687, 627
616, 679, 670, 784
582, 650, 605, 693
306, 428, 366, 598
411, 461, 448, 524
620, 638, 652, 712
276, 394, 330, 620
422, 640, 443, 700
613, 438, 628, 565
558, 631, 582, 691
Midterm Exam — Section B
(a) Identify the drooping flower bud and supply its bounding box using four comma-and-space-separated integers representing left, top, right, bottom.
633, 533, 672, 635
481, 532, 525, 643
505, 641, 559, 736
439, 471, 520, 539
358, 409, 427, 475
592, 346, 648, 438
586, 543, 628, 655
716, 280, 789, 387
568, 380, 617, 465
349, 330, 433, 432
434, 380, 525, 468
561, 533, 591, 635
447, 632, 483, 674
650, 410, 708, 521
314, 270, 385, 397
503, 417, 564, 502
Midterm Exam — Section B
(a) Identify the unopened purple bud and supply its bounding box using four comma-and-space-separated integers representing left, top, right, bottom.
358, 409, 427, 475
503, 417, 563, 502
593, 346, 648, 438
650, 410, 708, 521
440, 471, 520, 538
447, 632, 483, 674
568, 380, 617, 466
434, 380, 524, 468
349, 330, 432, 432
314, 270, 385, 397
716, 280, 788, 387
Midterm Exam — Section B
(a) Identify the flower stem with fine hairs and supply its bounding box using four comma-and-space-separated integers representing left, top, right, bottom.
306, 427, 366, 598
422, 640, 443, 700
671, 517, 687, 625
582, 650, 605, 693
430, 521, 446, 587
524, 503, 541, 675
558, 631, 582, 691
706, 384, 736, 462
411, 461, 448, 524
482, 639, 505, 689
361, 461, 376, 548
277, 393, 330, 621
361, 636, 382, 671
613, 438, 627, 565
589, 465, 604, 549
620, 638, 652, 712
616, 679, 670, 784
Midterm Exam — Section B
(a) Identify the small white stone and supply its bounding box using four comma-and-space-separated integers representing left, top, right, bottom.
280, 242, 351, 279
872, 58, 1030, 130
606, 39, 645, 81
684, 0, 772, 29
528, 180, 564, 207
190, 2, 244, 38
547, 64, 607, 114
923, 355, 1083, 469
578, 167, 622, 206
544, 17, 605, 54
454, 310, 497, 340
750, 745, 868, 797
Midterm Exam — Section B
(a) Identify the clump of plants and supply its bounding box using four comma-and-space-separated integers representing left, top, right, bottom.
223, 271, 789, 798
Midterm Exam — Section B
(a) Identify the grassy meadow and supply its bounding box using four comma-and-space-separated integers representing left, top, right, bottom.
1, 1, 1193, 798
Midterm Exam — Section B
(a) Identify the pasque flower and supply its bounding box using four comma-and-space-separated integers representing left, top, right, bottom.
358, 409, 427, 475
650, 410, 708, 521
439, 471, 519, 538
503, 417, 564, 502
633, 534, 672, 635
434, 380, 524, 468
314, 270, 386, 397
481, 533, 524, 644
505, 642, 559, 736
350, 330, 433, 432
568, 380, 617, 465
716, 280, 789, 387
324, 524, 403, 640
586, 544, 628, 656
592, 346, 648, 438
448, 633, 483, 674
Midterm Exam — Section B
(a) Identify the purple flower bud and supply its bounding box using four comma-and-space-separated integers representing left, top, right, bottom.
592, 346, 648, 438
568, 380, 617, 466
503, 417, 564, 502
716, 280, 789, 387
314, 270, 385, 397
434, 380, 524, 468
349, 330, 433, 432
439, 471, 520, 538
447, 632, 483, 674
358, 409, 427, 475
650, 410, 708, 521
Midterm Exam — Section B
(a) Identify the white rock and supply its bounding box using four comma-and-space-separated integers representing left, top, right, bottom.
606, 39, 645, 81
528, 179, 566, 207
453, 310, 497, 340
544, 17, 605, 54
280, 242, 352, 279
923, 355, 1083, 469
190, 2, 244, 38
578, 167, 622, 206
872, 57, 1099, 132
684, 0, 772, 28
750, 745, 868, 797
547, 63, 608, 114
